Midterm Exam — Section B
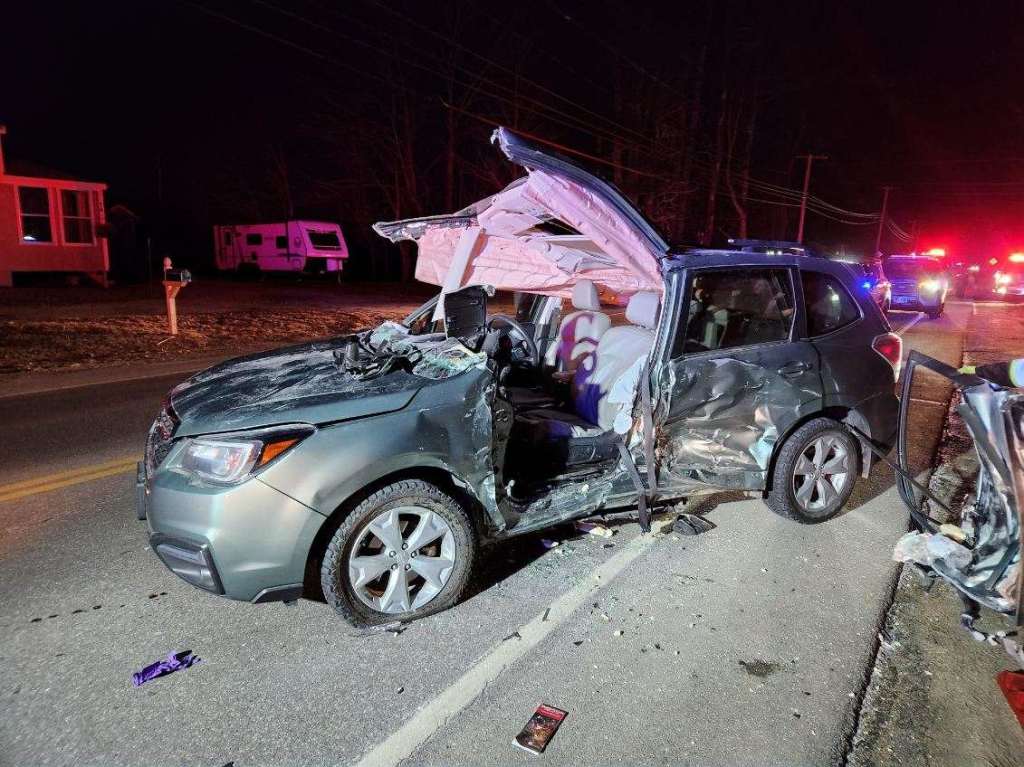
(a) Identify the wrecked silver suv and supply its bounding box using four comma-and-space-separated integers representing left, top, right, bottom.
137, 128, 900, 626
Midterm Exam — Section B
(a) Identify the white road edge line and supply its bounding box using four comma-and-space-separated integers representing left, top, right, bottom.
895, 312, 924, 336
354, 531, 656, 767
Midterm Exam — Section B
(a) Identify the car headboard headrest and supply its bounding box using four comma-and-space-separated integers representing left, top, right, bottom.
572, 279, 601, 311
626, 291, 660, 329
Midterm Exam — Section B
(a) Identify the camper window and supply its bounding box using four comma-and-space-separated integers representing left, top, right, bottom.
246, 233, 263, 246
307, 230, 341, 249
276, 235, 288, 249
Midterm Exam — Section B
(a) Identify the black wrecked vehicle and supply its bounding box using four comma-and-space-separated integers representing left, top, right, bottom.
140, 128, 901, 626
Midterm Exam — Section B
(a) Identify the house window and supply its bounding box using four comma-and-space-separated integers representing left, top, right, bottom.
246, 233, 263, 246
61, 190, 94, 244
18, 187, 53, 243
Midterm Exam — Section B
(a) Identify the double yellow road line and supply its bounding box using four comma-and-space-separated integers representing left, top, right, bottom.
0, 457, 138, 503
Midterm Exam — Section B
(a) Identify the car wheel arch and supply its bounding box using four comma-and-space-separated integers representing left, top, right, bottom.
763, 406, 866, 493
302, 465, 488, 599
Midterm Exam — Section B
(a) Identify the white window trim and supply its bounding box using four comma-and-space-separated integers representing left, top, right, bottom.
14, 185, 56, 246
57, 188, 97, 246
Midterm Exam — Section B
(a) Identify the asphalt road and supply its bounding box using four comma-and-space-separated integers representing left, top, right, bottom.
0, 303, 973, 766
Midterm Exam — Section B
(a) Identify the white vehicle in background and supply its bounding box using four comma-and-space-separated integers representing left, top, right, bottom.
213, 220, 349, 276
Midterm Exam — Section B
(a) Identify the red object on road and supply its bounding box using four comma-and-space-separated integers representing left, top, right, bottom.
996, 669, 1024, 729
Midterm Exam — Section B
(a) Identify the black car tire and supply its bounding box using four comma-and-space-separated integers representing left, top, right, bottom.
321, 479, 477, 626
766, 418, 859, 524
926, 305, 943, 319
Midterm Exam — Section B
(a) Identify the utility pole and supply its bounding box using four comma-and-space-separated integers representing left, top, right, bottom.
874, 186, 892, 255
796, 154, 828, 243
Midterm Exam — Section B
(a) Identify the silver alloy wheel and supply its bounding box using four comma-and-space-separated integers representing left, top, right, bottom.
348, 505, 456, 614
792, 434, 854, 515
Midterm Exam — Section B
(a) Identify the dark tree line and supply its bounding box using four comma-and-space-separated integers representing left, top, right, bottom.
194, 1, 842, 279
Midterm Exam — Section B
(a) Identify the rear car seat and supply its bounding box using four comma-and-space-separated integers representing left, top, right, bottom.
509, 291, 660, 477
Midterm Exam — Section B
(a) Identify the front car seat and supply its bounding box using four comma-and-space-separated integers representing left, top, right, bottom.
510, 291, 660, 477
542, 279, 612, 374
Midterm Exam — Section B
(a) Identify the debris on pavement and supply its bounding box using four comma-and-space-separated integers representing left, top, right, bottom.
892, 530, 972, 570
648, 511, 678, 534
381, 621, 409, 637
513, 704, 568, 754
540, 538, 560, 549
574, 520, 614, 538
672, 513, 715, 536
131, 650, 201, 687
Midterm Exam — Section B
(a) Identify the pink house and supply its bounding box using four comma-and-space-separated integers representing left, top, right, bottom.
0, 125, 109, 287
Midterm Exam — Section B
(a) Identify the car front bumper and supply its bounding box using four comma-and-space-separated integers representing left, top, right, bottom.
137, 467, 326, 603
889, 293, 942, 310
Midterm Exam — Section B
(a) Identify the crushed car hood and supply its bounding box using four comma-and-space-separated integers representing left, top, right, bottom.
169, 338, 422, 436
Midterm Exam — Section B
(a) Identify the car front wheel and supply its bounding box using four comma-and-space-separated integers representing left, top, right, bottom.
766, 418, 859, 523
321, 479, 477, 626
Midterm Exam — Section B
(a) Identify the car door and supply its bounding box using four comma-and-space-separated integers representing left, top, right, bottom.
655, 265, 824, 492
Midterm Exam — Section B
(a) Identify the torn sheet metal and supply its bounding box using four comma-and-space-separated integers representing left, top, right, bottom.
358, 321, 487, 381
896, 383, 1023, 617
374, 147, 664, 300
655, 356, 814, 491
901, 385, 1019, 614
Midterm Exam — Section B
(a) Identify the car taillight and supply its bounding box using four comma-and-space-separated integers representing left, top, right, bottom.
872, 332, 903, 381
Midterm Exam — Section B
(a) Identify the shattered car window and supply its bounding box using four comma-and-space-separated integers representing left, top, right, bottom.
678, 268, 794, 354
341, 321, 487, 381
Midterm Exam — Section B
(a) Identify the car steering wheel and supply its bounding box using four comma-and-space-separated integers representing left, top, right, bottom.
486, 315, 540, 367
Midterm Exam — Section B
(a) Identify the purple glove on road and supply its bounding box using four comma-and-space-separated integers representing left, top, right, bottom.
132, 650, 201, 687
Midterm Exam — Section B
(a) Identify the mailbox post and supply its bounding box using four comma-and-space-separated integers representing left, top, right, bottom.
161, 258, 192, 336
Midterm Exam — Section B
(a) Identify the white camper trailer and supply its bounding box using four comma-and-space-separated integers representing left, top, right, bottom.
213, 220, 349, 275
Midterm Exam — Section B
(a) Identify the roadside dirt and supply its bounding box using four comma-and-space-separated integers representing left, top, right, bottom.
0, 279, 435, 374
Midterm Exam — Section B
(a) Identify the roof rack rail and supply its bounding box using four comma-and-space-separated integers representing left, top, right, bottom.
726, 238, 827, 258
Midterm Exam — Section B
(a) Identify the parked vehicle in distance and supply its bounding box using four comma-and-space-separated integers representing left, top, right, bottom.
139, 128, 901, 626
885, 255, 949, 318
213, 220, 349, 276
829, 254, 891, 312
993, 253, 1024, 299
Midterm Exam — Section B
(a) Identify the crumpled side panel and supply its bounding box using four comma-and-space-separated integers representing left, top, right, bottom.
657, 357, 809, 491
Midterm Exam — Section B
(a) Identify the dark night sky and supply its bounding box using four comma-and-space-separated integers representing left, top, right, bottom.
3, 1, 1024, 273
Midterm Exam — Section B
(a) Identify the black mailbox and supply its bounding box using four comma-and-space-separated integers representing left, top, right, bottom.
164, 269, 192, 284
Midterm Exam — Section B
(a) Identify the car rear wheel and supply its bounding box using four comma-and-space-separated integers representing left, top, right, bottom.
766, 418, 859, 523
321, 479, 477, 626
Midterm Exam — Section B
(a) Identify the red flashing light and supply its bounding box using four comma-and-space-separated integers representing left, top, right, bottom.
1009, 253, 1024, 264
923, 248, 946, 257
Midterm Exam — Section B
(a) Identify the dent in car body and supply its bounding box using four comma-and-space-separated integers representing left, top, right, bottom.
655, 355, 820, 492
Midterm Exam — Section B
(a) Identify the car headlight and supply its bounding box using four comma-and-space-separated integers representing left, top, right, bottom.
996, 273, 1012, 285
919, 278, 941, 292
164, 426, 313, 485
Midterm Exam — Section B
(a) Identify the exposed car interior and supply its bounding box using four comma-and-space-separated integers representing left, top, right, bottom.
402, 278, 661, 500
